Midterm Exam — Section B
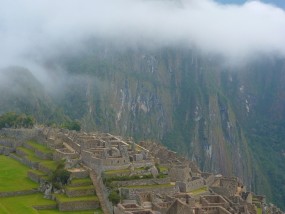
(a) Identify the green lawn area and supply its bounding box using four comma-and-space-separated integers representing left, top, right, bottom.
27, 141, 53, 154
0, 155, 38, 191
70, 178, 93, 186
189, 186, 208, 195
0, 193, 56, 214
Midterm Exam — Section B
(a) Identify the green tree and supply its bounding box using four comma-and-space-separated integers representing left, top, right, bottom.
62, 120, 81, 131
0, 112, 35, 129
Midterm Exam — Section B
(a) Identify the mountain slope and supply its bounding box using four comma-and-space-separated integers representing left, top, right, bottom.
0, 47, 284, 209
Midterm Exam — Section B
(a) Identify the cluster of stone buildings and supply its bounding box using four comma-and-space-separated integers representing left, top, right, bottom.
0, 127, 284, 214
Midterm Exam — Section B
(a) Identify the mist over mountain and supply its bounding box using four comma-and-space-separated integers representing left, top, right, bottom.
0, 0, 285, 209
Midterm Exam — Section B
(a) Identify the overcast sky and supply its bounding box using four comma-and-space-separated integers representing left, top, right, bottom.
0, 0, 285, 73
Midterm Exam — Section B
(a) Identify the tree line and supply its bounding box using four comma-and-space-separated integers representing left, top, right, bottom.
0, 112, 35, 129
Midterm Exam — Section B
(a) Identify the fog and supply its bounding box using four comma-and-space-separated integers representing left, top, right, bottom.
1, 0, 285, 80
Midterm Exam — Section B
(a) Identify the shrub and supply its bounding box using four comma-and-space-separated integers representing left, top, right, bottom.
108, 190, 121, 205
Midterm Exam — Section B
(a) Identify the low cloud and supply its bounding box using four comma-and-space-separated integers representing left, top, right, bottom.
0, 0, 285, 74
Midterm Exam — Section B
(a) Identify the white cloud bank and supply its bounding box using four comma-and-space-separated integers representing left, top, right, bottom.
0, 0, 285, 70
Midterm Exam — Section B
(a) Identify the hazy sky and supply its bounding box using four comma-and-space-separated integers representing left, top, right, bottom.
0, 0, 285, 74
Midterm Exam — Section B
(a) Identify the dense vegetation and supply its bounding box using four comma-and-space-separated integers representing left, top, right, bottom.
0, 112, 35, 129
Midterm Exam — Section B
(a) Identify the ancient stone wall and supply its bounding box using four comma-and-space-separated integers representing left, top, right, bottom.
0, 146, 14, 155
220, 178, 238, 196
201, 206, 232, 214
0, 189, 38, 197
132, 160, 153, 169
121, 186, 178, 200
35, 150, 53, 160
65, 187, 95, 197
54, 149, 78, 161
38, 163, 52, 174
0, 138, 19, 148
27, 170, 44, 183
57, 200, 100, 211
112, 177, 171, 187
0, 128, 42, 142
177, 177, 205, 192
169, 166, 191, 182
69, 169, 89, 179
82, 150, 103, 173
201, 172, 215, 186
32, 204, 57, 210
210, 187, 230, 198
9, 153, 22, 162
200, 195, 229, 209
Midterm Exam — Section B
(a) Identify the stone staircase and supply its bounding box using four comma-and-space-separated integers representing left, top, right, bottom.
90, 170, 113, 214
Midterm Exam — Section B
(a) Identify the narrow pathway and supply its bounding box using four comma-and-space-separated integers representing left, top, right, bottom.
90, 170, 112, 214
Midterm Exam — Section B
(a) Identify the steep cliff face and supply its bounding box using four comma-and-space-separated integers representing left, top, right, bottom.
56, 47, 254, 183
56, 47, 284, 208
0, 47, 284, 208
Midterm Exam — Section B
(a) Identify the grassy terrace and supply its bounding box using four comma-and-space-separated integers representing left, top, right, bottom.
257, 208, 262, 214
0, 155, 38, 191
38, 210, 102, 214
126, 183, 174, 189
65, 185, 95, 191
40, 160, 58, 171
17, 147, 41, 162
0, 193, 56, 214
29, 169, 46, 176
26, 140, 53, 154
104, 168, 131, 175
189, 186, 208, 195
70, 178, 93, 186
55, 194, 98, 202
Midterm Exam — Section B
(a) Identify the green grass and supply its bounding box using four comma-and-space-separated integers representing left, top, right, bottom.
40, 161, 58, 171
17, 147, 41, 162
38, 210, 102, 214
27, 141, 53, 154
70, 178, 93, 186
65, 185, 94, 191
29, 169, 47, 176
104, 168, 129, 175
257, 208, 262, 214
55, 194, 98, 202
189, 186, 208, 195
0, 193, 56, 214
126, 183, 174, 189
0, 155, 38, 191
159, 166, 168, 173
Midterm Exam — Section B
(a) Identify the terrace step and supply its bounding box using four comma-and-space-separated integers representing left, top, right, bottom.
23, 141, 53, 160
27, 169, 47, 183
55, 194, 100, 211
90, 171, 112, 214
69, 178, 93, 187
65, 185, 96, 197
